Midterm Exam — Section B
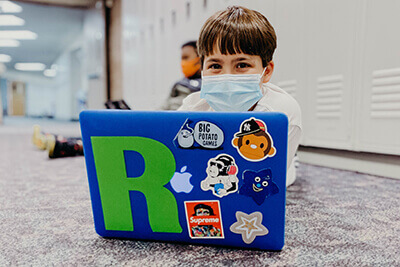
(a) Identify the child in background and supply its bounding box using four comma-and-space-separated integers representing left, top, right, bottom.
32, 100, 130, 158
32, 125, 84, 159
178, 6, 302, 187
162, 41, 202, 110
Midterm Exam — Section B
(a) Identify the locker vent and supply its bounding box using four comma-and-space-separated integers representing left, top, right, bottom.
316, 75, 343, 118
277, 80, 297, 98
371, 68, 400, 118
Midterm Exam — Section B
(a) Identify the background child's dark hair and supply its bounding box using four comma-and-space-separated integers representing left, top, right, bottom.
181, 40, 198, 50
198, 6, 277, 67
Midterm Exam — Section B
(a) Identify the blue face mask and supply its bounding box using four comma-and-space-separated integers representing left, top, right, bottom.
200, 68, 266, 112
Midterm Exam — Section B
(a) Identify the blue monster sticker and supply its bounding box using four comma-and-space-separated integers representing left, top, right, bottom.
239, 169, 279, 205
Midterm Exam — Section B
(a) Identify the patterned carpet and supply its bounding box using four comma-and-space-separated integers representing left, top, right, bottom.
0, 117, 399, 266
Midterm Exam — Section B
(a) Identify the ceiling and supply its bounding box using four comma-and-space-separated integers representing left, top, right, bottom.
0, 1, 87, 75
16, 0, 98, 9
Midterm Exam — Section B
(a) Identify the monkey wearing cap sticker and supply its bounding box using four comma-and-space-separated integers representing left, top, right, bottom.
232, 118, 276, 161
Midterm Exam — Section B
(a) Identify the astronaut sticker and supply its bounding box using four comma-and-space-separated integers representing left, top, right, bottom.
232, 118, 276, 162
239, 169, 279, 205
174, 119, 224, 149
200, 154, 239, 198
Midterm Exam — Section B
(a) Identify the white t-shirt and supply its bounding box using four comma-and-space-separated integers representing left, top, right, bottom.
178, 82, 302, 185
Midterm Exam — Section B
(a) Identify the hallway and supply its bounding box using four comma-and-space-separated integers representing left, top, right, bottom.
0, 117, 399, 265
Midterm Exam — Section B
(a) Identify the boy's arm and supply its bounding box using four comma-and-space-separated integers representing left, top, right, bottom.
287, 125, 301, 170
177, 92, 209, 111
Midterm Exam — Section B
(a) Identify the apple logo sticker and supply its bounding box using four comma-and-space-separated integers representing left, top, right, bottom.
170, 166, 194, 193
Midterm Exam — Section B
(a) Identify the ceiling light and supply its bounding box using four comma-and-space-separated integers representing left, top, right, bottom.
0, 54, 11, 62
44, 69, 57, 77
0, 30, 37, 40
0, 1, 22, 13
0, 39, 19, 47
15, 63, 46, 71
0, 15, 25, 26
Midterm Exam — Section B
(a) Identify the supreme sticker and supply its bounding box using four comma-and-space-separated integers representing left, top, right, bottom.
184, 200, 224, 239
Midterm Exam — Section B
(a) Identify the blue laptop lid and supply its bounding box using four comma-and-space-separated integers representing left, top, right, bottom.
80, 110, 288, 250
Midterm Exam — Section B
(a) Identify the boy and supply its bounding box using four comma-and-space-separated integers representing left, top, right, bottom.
162, 41, 202, 110
178, 6, 302, 187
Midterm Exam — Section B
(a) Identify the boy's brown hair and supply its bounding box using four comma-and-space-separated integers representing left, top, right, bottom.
198, 6, 277, 67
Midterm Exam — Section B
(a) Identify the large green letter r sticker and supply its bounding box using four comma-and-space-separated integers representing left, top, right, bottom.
91, 136, 182, 233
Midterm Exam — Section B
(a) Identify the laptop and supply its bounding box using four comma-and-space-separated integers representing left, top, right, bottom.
80, 110, 288, 250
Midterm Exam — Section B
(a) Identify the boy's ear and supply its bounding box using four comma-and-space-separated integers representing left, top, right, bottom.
261, 61, 274, 83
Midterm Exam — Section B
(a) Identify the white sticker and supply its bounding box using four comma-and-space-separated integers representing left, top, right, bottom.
194, 121, 224, 149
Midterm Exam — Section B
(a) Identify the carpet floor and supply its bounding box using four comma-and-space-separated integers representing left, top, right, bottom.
0, 117, 399, 266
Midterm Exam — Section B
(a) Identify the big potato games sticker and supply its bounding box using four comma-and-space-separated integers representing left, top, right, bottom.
184, 200, 224, 239
174, 119, 224, 149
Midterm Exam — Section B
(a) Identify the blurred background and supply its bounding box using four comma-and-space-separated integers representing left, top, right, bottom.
0, 0, 399, 178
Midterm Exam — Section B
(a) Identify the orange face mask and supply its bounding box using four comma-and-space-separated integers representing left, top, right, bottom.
181, 57, 200, 78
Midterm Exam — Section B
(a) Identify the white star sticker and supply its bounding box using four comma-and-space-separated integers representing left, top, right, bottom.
229, 211, 269, 244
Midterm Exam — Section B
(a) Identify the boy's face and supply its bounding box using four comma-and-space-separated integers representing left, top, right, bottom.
202, 50, 274, 83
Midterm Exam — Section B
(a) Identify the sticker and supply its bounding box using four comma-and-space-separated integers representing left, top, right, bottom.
184, 200, 224, 239
200, 154, 239, 198
176, 120, 195, 148
232, 118, 276, 162
230, 211, 269, 244
239, 169, 279, 205
193, 121, 224, 149
170, 166, 193, 193
174, 119, 224, 149
91, 136, 182, 233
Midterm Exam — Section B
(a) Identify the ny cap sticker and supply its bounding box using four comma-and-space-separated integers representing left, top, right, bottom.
232, 118, 276, 162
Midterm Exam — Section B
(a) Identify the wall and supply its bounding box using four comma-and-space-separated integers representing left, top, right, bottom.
54, 49, 73, 120
48, 34, 85, 120
0, 78, 7, 116
3, 34, 85, 120
109, 0, 123, 100
118, 0, 400, 156
52, 3, 107, 119
3, 70, 57, 117
83, 3, 107, 110
0, 3, 105, 121
26, 82, 56, 117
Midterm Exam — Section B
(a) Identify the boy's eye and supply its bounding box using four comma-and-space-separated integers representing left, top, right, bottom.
237, 62, 250, 69
209, 64, 222, 69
